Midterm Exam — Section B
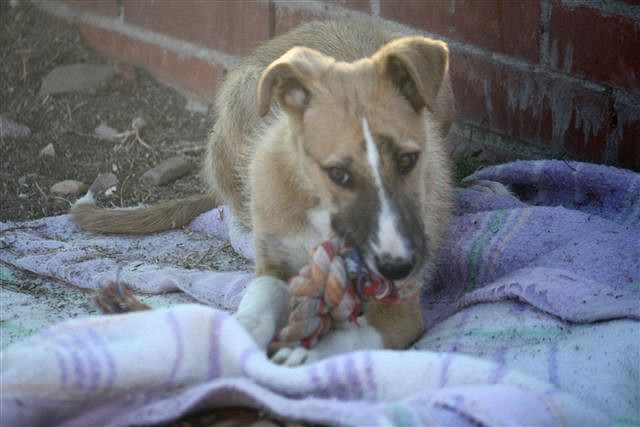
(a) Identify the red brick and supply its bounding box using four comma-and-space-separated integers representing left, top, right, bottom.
549, 4, 640, 93
613, 100, 640, 170
122, 1, 270, 56
380, 0, 541, 62
450, 51, 612, 162
78, 24, 225, 103
274, 5, 329, 37
67, 0, 119, 17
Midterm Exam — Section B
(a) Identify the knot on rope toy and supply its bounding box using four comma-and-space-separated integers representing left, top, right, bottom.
270, 239, 418, 351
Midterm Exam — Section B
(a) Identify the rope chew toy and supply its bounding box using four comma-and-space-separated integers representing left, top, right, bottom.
269, 239, 419, 352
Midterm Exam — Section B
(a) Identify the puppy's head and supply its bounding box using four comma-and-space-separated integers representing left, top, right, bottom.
258, 36, 450, 282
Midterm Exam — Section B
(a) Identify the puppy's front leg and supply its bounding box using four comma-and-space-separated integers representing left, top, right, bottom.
233, 276, 290, 350
365, 295, 425, 350
273, 296, 424, 365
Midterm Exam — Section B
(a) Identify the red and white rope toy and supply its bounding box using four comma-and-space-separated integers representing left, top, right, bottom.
269, 239, 420, 351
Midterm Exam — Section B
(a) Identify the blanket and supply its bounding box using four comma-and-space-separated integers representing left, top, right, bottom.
1, 160, 639, 426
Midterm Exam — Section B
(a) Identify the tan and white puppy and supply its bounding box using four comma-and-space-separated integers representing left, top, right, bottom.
72, 20, 454, 365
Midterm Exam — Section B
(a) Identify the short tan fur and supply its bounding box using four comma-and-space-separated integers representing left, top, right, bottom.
71, 20, 454, 364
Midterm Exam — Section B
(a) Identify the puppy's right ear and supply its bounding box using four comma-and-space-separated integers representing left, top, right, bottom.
258, 47, 333, 119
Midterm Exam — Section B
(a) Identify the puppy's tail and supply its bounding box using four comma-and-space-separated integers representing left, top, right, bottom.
70, 193, 218, 234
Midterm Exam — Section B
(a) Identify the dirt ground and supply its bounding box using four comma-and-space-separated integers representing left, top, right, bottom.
0, 4, 296, 426
1, 2, 209, 223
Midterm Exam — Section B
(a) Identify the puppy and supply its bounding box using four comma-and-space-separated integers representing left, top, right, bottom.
72, 20, 454, 365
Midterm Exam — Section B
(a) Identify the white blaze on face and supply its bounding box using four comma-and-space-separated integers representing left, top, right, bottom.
361, 117, 409, 260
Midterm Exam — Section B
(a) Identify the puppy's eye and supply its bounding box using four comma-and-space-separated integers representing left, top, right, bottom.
327, 167, 351, 187
397, 152, 419, 175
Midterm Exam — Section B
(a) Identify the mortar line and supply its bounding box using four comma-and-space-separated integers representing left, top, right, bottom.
539, 0, 551, 67
370, 0, 380, 17
450, 122, 563, 160
558, 0, 640, 19
37, 0, 242, 69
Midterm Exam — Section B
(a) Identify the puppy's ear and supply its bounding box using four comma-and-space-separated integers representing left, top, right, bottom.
258, 47, 333, 119
376, 36, 449, 113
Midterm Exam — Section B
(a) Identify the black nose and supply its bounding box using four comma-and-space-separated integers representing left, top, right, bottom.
375, 255, 414, 281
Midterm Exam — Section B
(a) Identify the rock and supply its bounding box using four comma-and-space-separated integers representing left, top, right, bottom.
185, 98, 209, 114
39, 64, 114, 96
39, 143, 55, 157
94, 123, 119, 141
131, 116, 147, 130
140, 156, 192, 186
0, 114, 31, 139
50, 180, 87, 197
89, 173, 118, 195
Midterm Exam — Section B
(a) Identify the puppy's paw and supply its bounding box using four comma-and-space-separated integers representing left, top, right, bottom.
94, 280, 150, 314
271, 347, 316, 366
233, 276, 291, 350
233, 312, 277, 350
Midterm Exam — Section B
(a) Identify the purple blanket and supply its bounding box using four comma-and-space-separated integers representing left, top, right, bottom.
1, 160, 638, 426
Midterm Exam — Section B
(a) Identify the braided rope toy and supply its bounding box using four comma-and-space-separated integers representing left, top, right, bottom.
269, 239, 420, 351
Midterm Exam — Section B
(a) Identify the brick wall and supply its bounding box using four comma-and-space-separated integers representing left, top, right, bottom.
43, 0, 640, 170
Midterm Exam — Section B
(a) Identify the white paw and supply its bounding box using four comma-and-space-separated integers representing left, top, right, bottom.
233, 312, 276, 350
233, 276, 290, 350
271, 347, 316, 366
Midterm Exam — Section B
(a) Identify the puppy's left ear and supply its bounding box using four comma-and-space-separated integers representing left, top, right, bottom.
376, 36, 449, 113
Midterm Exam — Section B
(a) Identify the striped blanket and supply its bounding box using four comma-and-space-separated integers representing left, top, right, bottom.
1, 160, 638, 426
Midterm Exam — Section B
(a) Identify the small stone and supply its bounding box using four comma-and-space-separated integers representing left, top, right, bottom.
0, 114, 31, 139
40, 143, 56, 157
185, 97, 209, 114
94, 123, 119, 141
39, 64, 114, 96
50, 180, 87, 197
140, 156, 192, 186
131, 116, 147, 130
89, 173, 118, 195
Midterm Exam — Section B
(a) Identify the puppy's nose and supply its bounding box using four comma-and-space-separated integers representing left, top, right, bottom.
375, 255, 414, 281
